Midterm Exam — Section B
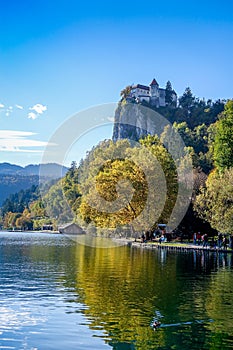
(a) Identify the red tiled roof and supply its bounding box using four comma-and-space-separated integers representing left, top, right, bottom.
150, 78, 159, 86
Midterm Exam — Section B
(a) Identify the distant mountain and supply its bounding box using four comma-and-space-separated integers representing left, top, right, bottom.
0, 163, 23, 175
24, 163, 68, 177
0, 162, 68, 177
0, 163, 69, 207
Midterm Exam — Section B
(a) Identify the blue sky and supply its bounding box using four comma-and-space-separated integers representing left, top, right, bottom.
0, 0, 233, 166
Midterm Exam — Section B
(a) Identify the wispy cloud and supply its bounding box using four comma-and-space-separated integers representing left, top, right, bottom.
30, 103, 47, 114
0, 102, 47, 119
15, 104, 23, 110
27, 103, 47, 120
28, 112, 37, 120
5, 107, 13, 117
0, 130, 53, 153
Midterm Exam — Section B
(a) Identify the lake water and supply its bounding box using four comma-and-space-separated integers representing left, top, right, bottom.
0, 232, 233, 350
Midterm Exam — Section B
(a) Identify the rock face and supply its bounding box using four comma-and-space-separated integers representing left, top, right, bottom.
112, 102, 167, 142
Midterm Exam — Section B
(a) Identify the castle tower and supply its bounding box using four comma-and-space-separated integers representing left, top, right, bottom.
149, 79, 159, 107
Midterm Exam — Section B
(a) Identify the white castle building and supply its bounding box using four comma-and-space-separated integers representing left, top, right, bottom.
128, 78, 177, 107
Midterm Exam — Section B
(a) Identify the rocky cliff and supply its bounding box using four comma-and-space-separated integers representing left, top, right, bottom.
112, 102, 168, 141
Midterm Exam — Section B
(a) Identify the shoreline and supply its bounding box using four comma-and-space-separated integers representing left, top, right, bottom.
115, 238, 233, 254
0, 229, 60, 234
1, 230, 233, 254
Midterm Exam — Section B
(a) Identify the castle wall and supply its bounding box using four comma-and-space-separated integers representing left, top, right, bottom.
131, 87, 150, 98
129, 80, 175, 107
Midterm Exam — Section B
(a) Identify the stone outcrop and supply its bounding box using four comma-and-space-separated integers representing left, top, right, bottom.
112, 102, 168, 142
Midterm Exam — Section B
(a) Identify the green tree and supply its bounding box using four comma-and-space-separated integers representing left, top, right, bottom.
42, 179, 74, 224
179, 87, 195, 111
69, 161, 78, 177
120, 85, 132, 100
78, 137, 178, 233
15, 214, 33, 231
172, 122, 193, 146
3, 211, 21, 229
213, 100, 233, 170
194, 168, 233, 234
165, 80, 173, 105
29, 200, 47, 218
1, 184, 40, 216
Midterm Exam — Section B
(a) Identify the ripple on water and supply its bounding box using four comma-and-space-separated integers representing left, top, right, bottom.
1, 232, 233, 349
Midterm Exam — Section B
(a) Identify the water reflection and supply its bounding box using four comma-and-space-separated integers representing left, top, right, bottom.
191, 249, 233, 273
1, 232, 233, 349
0, 232, 111, 350
63, 244, 233, 349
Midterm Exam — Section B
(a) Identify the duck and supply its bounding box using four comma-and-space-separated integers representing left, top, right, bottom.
152, 321, 161, 329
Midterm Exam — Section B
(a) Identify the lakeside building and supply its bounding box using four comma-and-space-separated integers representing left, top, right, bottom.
58, 222, 85, 235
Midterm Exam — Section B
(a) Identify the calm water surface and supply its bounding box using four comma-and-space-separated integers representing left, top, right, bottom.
0, 232, 233, 350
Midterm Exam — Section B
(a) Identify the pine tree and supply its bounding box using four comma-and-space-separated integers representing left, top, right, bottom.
165, 80, 173, 105
179, 87, 195, 111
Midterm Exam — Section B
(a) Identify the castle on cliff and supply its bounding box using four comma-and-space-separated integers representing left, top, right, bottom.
127, 78, 177, 108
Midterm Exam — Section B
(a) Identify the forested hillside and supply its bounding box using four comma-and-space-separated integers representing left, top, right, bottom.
0, 163, 68, 206
0, 175, 39, 206
1, 87, 232, 237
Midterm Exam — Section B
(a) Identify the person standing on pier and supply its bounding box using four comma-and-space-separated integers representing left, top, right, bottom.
218, 232, 223, 248
230, 235, 233, 250
203, 234, 208, 247
193, 232, 197, 245
197, 232, 202, 245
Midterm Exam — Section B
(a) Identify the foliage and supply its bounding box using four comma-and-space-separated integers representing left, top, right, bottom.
160, 121, 212, 172
62, 161, 81, 213
1, 164, 80, 229
28, 162, 82, 227
213, 100, 233, 170
0, 178, 65, 230
156, 94, 224, 129
165, 80, 174, 105
2, 209, 32, 231
178, 87, 195, 112
77, 137, 178, 232
0, 89, 230, 235
0, 174, 39, 206
120, 85, 132, 100
1, 185, 40, 216
29, 200, 47, 218
3, 212, 21, 229
194, 168, 233, 234
15, 208, 33, 230
42, 179, 74, 224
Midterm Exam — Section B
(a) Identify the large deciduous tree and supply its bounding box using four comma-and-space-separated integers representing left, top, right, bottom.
194, 168, 233, 234
78, 137, 178, 232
